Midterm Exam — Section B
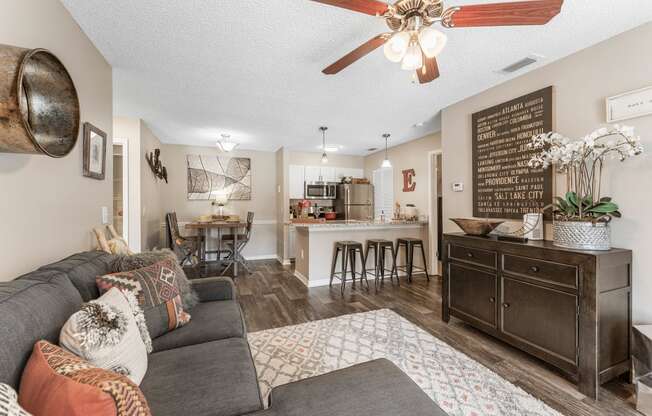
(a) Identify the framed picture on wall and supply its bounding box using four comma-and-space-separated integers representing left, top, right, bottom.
83, 122, 107, 180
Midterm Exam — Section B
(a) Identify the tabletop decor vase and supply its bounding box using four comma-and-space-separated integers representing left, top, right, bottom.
528, 125, 643, 251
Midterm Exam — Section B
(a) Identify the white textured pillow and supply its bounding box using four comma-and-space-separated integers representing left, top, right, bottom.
0, 383, 31, 416
60, 288, 149, 385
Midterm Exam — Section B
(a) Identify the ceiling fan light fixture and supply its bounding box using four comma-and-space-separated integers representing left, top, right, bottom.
383, 31, 410, 63
418, 26, 447, 58
401, 40, 423, 71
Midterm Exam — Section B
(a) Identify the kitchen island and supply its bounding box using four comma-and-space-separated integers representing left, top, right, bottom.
292, 220, 429, 288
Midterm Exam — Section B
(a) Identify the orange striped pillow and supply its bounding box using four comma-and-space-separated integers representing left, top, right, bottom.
19, 341, 150, 416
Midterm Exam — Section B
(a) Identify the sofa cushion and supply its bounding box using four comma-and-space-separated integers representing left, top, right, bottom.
0, 270, 83, 389
249, 359, 446, 416
38, 251, 115, 301
141, 338, 263, 416
152, 300, 246, 352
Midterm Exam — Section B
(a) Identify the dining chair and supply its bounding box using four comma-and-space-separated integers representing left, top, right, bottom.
222, 211, 254, 273
166, 212, 203, 266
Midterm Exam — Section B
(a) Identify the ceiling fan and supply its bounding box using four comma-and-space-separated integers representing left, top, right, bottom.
313, 0, 564, 84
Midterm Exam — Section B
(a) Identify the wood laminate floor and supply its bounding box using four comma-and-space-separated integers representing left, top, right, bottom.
187, 260, 637, 416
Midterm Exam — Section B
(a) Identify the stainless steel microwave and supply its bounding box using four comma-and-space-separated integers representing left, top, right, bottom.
304, 182, 337, 200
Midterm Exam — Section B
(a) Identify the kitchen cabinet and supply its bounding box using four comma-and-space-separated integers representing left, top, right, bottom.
289, 165, 305, 199
442, 233, 632, 399
305, 166, 337, 183
321, 166, 337, 182
304, 166, 322, 183
288, 226, 297, 259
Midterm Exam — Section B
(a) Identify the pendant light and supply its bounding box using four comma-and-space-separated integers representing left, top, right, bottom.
320, 126, 328, 164
381, 133, 392, 168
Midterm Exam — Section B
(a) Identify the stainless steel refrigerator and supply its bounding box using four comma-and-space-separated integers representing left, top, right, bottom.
335, 184, 374, 221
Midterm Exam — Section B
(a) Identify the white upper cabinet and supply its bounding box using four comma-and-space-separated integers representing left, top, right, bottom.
304, 166, 322, 183
289, 165, 305, 199
320, 167, 337, 182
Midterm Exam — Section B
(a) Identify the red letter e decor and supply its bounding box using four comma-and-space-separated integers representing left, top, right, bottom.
402, 169, 416, 192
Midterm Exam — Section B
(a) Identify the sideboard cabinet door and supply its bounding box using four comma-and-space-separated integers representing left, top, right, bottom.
501, 277, 578, 368
448, 263, 497, 330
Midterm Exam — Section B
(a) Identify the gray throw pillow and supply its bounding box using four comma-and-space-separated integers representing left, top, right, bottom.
111, 249, 199, 311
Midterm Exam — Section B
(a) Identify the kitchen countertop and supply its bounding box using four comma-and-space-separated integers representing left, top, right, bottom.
291, 220, 428, 231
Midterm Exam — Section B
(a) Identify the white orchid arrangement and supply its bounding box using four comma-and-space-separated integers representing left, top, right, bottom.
528, 125, 644, 222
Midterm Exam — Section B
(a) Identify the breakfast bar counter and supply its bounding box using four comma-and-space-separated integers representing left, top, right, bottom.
292, 220, 429, 287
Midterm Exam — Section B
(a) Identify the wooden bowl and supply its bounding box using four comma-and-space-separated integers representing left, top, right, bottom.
450, 218, 505, 236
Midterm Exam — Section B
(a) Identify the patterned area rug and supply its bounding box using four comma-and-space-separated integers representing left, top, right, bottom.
248, 309, 562, 416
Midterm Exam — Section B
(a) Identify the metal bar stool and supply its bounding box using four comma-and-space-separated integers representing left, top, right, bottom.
329, 241, 369, 295
392, 238, 429, 283
364, 239, 397, 288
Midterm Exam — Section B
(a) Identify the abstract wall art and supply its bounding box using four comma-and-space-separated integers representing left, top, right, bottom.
187, 154, 251, 200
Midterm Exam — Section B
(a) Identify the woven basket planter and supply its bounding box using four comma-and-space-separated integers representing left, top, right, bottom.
553, 220, 611, 251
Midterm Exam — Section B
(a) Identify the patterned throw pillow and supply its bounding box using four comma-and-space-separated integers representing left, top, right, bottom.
0, 383, 31, 416
111, 249, 199, 311
60, 288, 150, 385
96, 257, 191, 339
18, 341, 151, 416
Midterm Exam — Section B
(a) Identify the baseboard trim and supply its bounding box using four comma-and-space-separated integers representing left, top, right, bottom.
293, 270, 309, 286
277, 256, 292, 266
292, 271, 331, 288
243, 254, 277, 261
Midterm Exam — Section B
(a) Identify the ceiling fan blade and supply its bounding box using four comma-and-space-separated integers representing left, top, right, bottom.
443, 0, 563, 28
323, 34, 389, 75
416, 54, 440, 84
310, 0, 389, 16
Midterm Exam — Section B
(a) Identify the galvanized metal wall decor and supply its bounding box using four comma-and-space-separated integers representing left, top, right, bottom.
82, 122, 107, 180
0, 44, 80, 157
146, 149, 168, 183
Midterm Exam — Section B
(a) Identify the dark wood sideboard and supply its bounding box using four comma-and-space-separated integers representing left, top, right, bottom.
442, 233, 632, 399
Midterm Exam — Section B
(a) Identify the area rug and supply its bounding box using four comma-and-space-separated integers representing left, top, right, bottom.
248, 309, 562, 416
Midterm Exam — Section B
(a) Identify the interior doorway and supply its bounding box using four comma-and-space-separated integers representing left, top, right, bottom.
113, 138, 129, 243
428, 151, 442, 275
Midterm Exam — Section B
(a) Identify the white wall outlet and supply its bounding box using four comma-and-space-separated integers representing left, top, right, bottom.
452, 182, 464, 192
300, 249, 304, 259
101, 206, 109, 224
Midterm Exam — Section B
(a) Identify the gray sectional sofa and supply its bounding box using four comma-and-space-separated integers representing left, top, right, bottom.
0, 251, 445, 416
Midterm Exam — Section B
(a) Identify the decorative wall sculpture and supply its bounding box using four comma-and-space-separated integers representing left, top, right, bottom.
146, 148, 168, 183
187, 154, 251, 200
472, 86, 553, 219
0, 44, 79, 157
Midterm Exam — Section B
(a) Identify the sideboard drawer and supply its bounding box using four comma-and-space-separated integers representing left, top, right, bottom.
503, 254, 578, 289
449, 244, 497, 269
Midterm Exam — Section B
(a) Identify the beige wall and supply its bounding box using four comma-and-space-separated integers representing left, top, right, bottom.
288, 151, 364, 168
364, 133, 442, 217
441, 22, 652, 322
140, 123, 164, 250
159, 144, 278, 258
0, 0, 113, 281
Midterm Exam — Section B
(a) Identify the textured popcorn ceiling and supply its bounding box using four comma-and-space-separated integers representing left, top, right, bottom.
62, 0, 652, 154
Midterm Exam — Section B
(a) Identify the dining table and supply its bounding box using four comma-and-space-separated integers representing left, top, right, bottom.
185, 221, 248, 277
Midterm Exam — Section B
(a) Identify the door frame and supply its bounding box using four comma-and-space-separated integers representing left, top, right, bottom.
113, 137, 129, 245
427, 150, 443, 276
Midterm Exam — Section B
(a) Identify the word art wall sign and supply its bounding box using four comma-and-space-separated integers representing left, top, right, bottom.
402, 169, 416, 192
472, 86, 553, 219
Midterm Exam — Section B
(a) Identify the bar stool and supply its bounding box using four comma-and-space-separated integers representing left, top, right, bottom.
364, 239, 397, 288
392, 238, 429, 283
329, 241, 369, 295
